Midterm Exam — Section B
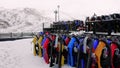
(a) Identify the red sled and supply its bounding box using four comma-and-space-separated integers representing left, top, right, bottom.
111, 42, 118, 68
43, 37, 51, 64
65, 37, 71, 46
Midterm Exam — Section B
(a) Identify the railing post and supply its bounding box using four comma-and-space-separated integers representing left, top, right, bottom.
10, 32, 12, 38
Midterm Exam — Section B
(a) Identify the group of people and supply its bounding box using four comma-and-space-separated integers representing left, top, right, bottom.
32, 32, 120, 68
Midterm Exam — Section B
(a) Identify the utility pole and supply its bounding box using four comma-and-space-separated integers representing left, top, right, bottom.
57, 5, 60, 22
54, 10, 58, 22
43, 23, 44, 32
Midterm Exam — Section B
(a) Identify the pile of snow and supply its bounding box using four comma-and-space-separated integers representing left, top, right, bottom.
0, 38, 74, 68
0, 8, 53, 33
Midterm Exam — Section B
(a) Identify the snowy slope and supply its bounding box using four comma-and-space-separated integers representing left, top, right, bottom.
0, 38, 74, 68
0, 8, 53, 33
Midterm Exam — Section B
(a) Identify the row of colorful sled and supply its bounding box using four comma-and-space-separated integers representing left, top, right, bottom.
32, 32, 120, 68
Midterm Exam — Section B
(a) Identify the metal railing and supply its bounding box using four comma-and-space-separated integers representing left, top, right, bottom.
0, 32, 39, 41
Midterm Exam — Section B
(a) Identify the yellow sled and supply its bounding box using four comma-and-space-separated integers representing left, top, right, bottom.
95, 40, 106, 68
32, 36, 38, 56
38, 36, 43, 57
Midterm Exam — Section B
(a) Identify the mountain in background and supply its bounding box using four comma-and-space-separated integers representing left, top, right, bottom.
0, 8, 53, 33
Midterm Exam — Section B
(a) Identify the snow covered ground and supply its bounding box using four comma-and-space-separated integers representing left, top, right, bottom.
0, 38, 74, 68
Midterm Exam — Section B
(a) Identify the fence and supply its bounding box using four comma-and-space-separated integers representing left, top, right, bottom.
0, 32, 38, 41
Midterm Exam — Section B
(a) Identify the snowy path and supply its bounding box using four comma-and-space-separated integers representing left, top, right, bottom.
0, 39, 73, 68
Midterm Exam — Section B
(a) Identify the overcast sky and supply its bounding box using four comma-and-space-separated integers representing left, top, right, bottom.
0, 0, 119, 20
